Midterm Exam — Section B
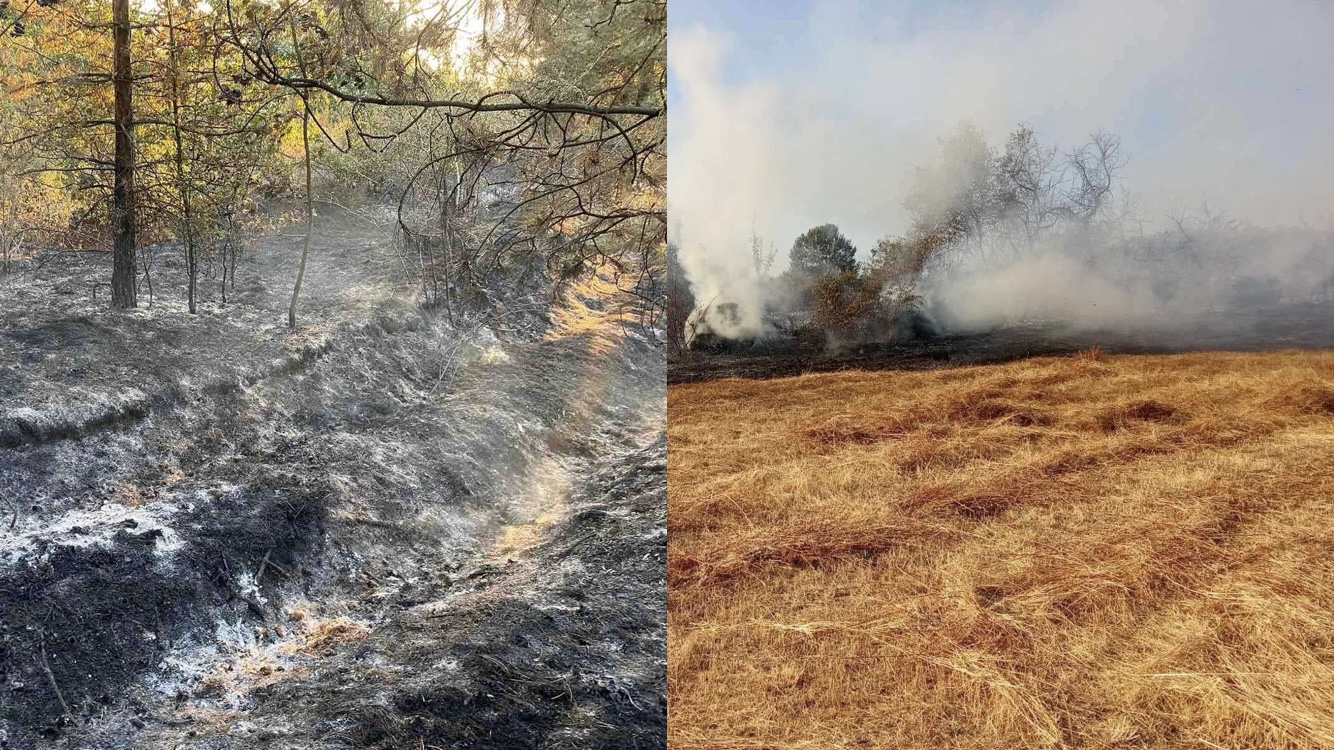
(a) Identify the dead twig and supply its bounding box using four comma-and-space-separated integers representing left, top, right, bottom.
222, 556, 270, 622
1, 487, 18, 530
256, 548, 291, 579
38, 631, 72, 718
256, 549, 271, 580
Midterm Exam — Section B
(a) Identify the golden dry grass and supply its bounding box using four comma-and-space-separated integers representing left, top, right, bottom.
668, 349, 1334, 749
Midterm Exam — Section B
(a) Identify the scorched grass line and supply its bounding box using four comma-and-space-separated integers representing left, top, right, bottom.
667, 348, 1334, 750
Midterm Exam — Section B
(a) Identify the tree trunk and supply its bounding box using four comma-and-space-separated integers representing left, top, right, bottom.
141, 252, 153, 307
110, 0, 136, 309
439, 173, 453, 322
288, 105, 313, 329
165, 0, 196, 313
220, 242, 229, 304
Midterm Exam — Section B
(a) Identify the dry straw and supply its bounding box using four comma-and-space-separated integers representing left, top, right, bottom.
669, 348, 1334, 749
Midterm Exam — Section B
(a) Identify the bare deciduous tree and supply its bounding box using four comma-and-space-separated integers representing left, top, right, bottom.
1067, 131, 1125, 225
749, 220, 777, 279
996, 124, 1062, 255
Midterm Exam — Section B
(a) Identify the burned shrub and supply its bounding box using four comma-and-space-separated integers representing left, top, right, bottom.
686, 330, 760, 354
667, 243, 695, 358
890, 304, 939, 342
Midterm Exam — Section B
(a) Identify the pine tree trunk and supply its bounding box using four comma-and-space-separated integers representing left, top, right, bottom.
110, 0, 136, 309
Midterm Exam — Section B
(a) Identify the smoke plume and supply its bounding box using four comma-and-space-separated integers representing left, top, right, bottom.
668, 0, 1334, 339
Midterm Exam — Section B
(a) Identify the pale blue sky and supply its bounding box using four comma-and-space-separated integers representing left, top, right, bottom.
668, 0, 813, 95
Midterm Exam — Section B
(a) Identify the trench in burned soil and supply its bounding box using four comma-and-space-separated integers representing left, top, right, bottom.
0, 226, 666, 749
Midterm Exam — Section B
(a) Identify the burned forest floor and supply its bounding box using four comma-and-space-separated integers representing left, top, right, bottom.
669, 301, 1334, 384
0, 213, 666, 749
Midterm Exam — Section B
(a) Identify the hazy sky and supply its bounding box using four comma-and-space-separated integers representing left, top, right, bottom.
668, 0, 1334, 273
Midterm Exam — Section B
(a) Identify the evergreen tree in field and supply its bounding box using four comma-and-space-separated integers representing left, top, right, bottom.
789, 223, 856, 276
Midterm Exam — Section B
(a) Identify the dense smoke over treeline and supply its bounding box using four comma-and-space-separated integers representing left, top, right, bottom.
668, 119, 1334, 354
666, 0, 1334, 356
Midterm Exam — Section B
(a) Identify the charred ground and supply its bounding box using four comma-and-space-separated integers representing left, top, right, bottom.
669, 301, 1334, 384
0, 217, 665, 749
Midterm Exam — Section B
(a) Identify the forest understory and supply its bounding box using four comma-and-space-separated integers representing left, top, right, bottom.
0, 217, 667, 749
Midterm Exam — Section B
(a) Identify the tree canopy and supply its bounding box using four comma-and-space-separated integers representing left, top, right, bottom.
789, 223, 856, 276
0, 0, 666, 321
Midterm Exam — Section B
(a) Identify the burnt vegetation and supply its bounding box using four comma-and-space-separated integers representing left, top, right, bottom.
671, 121, 1334, 382
0, 0, 665, 746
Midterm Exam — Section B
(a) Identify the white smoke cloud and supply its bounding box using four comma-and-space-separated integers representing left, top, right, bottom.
668, 0, 1334, 329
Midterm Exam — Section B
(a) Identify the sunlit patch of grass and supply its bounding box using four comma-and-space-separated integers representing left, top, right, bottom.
300, 616, 371, 654
545, 265, 640, 356
668, 349, 1334, 749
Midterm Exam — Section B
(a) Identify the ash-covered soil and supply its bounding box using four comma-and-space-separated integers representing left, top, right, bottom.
0, 217, 665, 748
669, 301, 1334, 383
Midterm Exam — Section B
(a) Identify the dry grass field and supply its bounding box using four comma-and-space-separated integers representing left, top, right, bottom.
668, 348, 1334, 749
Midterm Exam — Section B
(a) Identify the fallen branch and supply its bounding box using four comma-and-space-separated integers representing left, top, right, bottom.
38, 631, 72, 718
256, 549, 271, 581
1, 488, 17, 530
221, 557, 270, 622
255, 549, 291, 580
